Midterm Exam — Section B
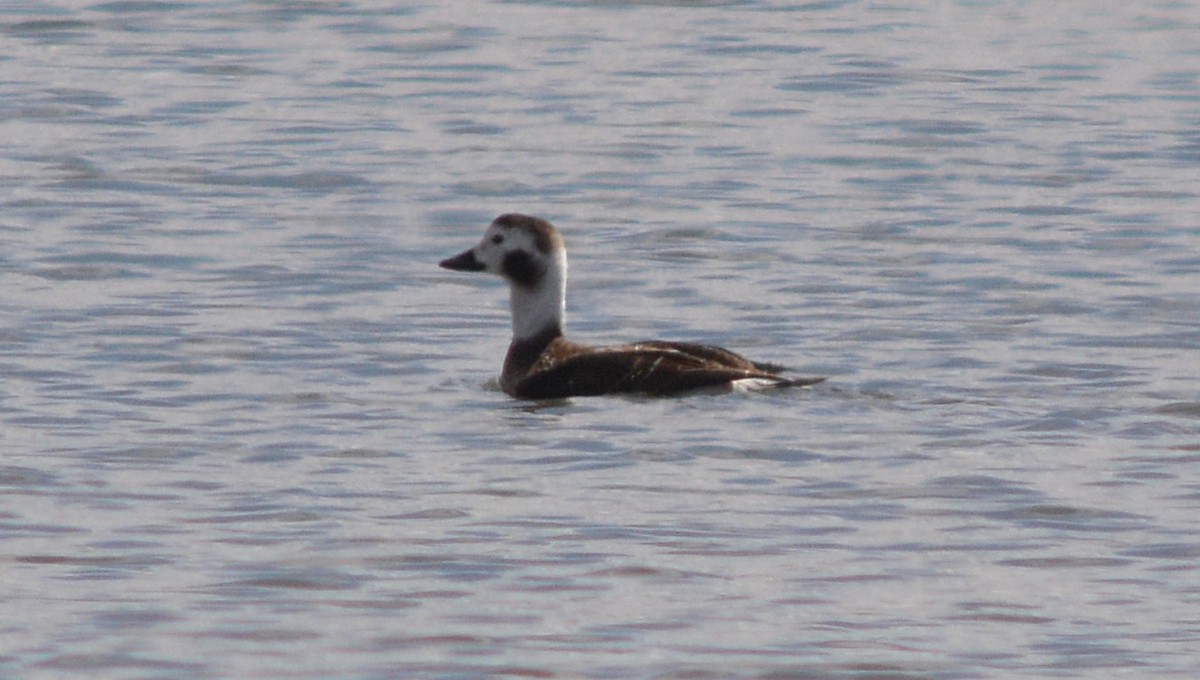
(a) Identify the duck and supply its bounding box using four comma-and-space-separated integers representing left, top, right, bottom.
439, 213, 825, 399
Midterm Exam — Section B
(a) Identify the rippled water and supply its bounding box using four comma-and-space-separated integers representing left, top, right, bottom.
3, 1, 1199, 678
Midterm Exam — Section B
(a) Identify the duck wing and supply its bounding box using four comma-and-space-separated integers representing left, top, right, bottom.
512, 344, 786, 399
627, 341, 767, 371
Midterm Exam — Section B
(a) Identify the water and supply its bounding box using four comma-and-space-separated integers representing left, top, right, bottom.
3, 1, 1199, 677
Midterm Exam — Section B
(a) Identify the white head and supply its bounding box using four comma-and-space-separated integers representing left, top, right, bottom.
440, 214, 568, 340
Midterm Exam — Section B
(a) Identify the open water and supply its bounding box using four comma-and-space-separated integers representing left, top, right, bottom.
2, 1, 1199, 678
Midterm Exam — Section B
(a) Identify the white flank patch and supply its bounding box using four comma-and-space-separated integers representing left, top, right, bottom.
730, 377, 784, 392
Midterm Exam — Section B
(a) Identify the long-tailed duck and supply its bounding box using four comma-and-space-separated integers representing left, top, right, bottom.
439, 213, 825, 399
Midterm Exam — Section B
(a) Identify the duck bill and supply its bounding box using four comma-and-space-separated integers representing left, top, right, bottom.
439, 248, 485, 272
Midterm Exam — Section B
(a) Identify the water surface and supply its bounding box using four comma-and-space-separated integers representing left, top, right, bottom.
3, 1, 1199, 678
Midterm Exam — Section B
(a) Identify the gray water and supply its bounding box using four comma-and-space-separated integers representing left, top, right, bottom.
3, 1, 1199, 678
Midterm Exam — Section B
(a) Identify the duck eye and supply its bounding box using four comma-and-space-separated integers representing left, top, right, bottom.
491, 234, 504, 245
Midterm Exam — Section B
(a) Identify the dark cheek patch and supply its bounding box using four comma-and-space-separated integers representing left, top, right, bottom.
503, 251, 544, 288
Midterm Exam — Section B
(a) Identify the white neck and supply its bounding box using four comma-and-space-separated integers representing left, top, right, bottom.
510, 250, 567, 340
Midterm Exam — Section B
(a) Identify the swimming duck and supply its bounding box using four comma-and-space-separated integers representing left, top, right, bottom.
439, 213, 824, 399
